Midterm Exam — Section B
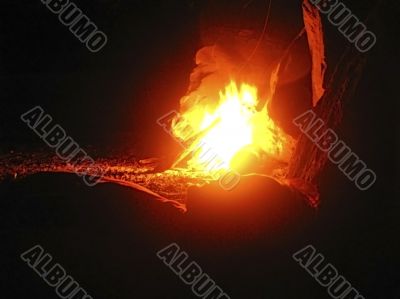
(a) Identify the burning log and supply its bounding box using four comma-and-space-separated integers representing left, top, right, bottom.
171, 117, 221, 169
286, 46, 367, 206
285, 0, 380, 205
302, 0, 327, 107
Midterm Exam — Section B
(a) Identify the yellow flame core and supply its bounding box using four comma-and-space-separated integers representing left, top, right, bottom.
172, 81, 291, 174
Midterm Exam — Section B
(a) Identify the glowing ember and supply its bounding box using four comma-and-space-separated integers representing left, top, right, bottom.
172, 81, 293, 175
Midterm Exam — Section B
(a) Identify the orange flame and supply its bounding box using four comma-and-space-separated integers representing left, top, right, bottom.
172, 81, 293, 176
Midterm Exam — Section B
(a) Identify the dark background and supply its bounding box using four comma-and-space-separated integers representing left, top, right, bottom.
0, 0, 399, 298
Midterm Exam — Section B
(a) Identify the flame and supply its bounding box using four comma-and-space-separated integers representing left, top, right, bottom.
172, 81, 292, 176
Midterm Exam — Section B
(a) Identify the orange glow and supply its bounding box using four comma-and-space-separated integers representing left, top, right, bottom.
172, 81, 292, 176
